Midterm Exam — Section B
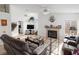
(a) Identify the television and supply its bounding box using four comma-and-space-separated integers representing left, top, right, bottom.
48, 30, 57, 39
27, 25, 34, 29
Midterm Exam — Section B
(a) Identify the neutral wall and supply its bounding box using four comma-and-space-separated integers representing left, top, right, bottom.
10, 5, 40, 36
10, 4, 79, 40
38, 13, 79, 40
0, 12, 11, 45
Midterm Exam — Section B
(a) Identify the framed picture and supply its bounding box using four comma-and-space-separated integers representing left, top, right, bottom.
1, 19, 7, 26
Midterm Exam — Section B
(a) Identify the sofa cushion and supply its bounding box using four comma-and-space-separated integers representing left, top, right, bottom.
67, 42, 77, 47
24, 42, 32, 54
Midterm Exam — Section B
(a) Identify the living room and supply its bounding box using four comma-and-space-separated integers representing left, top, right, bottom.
0, 4, 79, 55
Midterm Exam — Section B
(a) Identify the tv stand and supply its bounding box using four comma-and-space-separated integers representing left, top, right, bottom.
25, 30, 38, 35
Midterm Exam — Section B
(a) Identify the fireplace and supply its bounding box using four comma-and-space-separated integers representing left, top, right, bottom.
45, 25, 61, 54
48, 30, 57, 39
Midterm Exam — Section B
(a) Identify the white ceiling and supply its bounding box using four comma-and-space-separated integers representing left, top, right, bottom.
10, 4, 79, 13
39, 4, 79, 13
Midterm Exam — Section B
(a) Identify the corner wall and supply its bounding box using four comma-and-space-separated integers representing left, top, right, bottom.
0, 12, 11, 45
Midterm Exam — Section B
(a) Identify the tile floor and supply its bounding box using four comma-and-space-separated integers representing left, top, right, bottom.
51, 39, 64, 55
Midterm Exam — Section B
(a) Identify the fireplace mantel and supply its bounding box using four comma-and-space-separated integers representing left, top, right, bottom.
45, 25, 61, 29
45, 25, 61, 31
46, 28, 60, 31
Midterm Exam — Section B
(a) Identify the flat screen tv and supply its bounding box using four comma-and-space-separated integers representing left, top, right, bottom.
48, 30, 57, 39
27, 25, 34, 29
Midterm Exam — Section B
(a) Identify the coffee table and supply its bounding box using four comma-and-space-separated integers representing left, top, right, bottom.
14, 34, 46, 43
14, 34, 38, 41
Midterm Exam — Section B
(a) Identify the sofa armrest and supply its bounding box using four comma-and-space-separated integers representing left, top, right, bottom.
67, 41, 77, 47
33, 43, 49, 55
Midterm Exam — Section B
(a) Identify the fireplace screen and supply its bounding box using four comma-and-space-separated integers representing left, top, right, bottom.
48, 30, 57, 39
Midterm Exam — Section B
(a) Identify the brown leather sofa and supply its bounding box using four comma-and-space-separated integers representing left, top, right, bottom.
0, 34, 49, 55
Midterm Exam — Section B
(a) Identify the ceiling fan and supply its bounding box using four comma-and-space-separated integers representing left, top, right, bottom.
41, 5, 52, 15
43, 8, 51, 15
